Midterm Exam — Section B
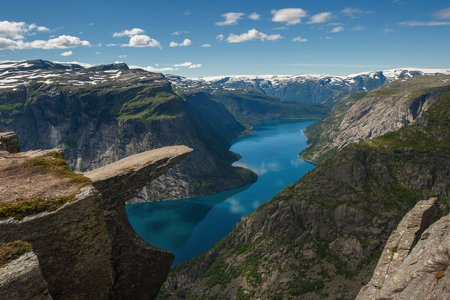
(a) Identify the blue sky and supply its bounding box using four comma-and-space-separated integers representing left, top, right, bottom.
1, 0, 450, 77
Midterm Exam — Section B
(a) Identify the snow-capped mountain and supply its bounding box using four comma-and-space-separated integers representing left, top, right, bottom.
168, 68, 450, 106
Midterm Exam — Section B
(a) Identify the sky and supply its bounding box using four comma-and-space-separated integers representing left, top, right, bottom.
1, 0, 450, 77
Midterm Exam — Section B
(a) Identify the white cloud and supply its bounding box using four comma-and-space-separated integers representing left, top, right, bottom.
121, 35, 161, 48
0, 35, 90, 50
60, 50, 73, 56
383, 28, 394, 33
226, 28, 282, 43
28, 35, 91, 49
0, 21, 49, 40
112, 28, 145, 37
173, 61, 201, 68
399, 21, 450, 26
216, 34, 225, 41
169, 38, 192, 47
133, 65, 175, 72
118, 54, 127, 58
292, 36, 308, 42
201, 43, 211, 48
216, 12, 245, 26
342, 7, 373, 18
331, 26, 344, 33
434, 7, 450, 19
249, 12, 261, 21
308, 12, 332, 24
271, 8, 307, 25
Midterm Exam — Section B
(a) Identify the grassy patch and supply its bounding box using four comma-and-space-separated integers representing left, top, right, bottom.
21, 151, 91, 185
0, 196, 75, 220
0, 241, 32, 268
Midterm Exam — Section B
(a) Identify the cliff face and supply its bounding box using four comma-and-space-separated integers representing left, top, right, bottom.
358, 198, 449, 300
302, 76, 450, 163
162, 79, 450, 299
0, 144, 192, 299
0, 60, 255, 201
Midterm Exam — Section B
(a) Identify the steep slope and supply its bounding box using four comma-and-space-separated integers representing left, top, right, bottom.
357, 198, 449, 300
168, 68, 450, 107
302, 75, 450, 163
0, 60, 256, 200
162, 80, 450, 299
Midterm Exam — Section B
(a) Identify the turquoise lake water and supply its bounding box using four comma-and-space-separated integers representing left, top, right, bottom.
126, 120, 316, 266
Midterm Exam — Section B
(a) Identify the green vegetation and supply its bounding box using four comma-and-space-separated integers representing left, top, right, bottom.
21, 151, 91, 185
0, 196, 75, 220
0, 241, 32, 268
204, 258, 238, 287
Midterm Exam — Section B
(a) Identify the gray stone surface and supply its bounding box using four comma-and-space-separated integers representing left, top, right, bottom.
357, 198, 449, 300
0, 251, 52, 300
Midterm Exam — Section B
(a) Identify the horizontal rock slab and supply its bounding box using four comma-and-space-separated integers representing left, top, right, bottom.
84, 145, 193, 201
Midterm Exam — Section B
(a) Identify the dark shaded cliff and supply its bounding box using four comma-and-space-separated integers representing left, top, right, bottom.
162, 79, 450, 299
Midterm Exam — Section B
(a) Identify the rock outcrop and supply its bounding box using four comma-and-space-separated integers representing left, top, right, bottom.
0, 143, 192, 299
0, 132, 19, 153
0, 250, 52, 300
358, 198, 449, 300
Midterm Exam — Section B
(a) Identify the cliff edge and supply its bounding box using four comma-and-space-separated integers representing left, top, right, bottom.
0, 135, 192, 299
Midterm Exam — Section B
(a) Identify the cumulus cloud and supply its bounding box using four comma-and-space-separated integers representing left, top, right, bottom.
112, 28, 145, 37
0, 35, 90, 50
201, 43, 211, 48
121, 34, 161, 48
60, 50, 73, 56
249, 12, 261, 20
342, 7, 373, 18
171, 30, 190, 36
226, 29, 282, 43
0, 21, 49, 40
169, 38, 192, 47
271, 8, 307, 25
216, 34, 225, 41
216, 12, 245, 26
331, 26, 344, 33
292, 36, 308, 42
434, 7, 450, 19
308, 12, 332, 24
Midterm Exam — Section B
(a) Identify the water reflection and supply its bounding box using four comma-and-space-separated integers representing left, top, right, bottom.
126, 120, 316, 266
126, 185, 249, 250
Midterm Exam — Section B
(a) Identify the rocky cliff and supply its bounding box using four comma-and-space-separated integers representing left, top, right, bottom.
0, 60, 256, 201
358, 198, 449, 300
161, 78, 450, 299
302, 75, 450, 163
0, 142, 192, 299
